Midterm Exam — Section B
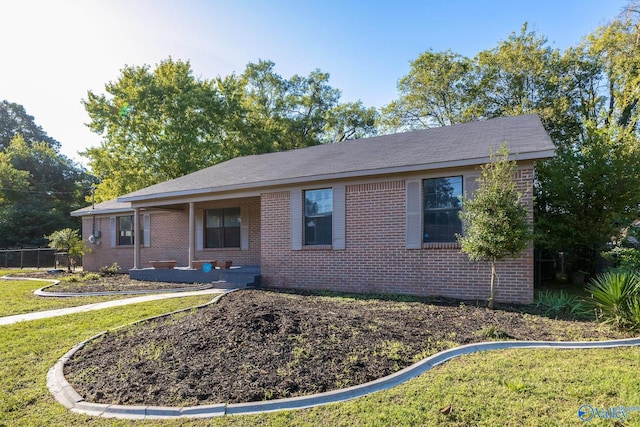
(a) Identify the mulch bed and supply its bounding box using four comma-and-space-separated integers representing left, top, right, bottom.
8, 271, 203, 293
63, 289, 632, 407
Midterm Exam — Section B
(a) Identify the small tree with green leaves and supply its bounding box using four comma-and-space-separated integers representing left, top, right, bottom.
46, 228, 90, 272
458, 145, 531, 308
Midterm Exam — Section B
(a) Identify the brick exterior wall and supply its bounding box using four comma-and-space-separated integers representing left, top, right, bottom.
195, 197, 261, 266
81, 215, 129, 272
81, 211, 189, 272
81, 167, 534, 304
81, 197, 261, 271
261, 167, 535, 304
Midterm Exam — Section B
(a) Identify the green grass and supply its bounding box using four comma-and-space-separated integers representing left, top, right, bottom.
210, 347, 640, 427
0, 276, 140, 317
0, 295, 214, 427
1, 282, 639, 426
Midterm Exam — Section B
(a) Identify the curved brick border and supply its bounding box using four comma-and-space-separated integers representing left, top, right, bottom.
45, 288, 640, 419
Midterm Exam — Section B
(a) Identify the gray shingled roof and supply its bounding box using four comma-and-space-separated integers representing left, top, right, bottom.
71, 198, 133, 217
73, 114, 554, 215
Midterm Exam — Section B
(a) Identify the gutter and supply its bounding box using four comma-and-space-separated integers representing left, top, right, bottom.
117, 149, 554, 204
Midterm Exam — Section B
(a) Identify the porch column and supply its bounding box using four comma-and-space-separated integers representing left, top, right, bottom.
133, 207, 140, 269
188, 202, 195, 267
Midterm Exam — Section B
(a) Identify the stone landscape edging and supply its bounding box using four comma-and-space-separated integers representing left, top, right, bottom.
44, 286, 640, 419
1, 274, 61, 288
34, 281, 216, 297
1, 274, 217, 297
47, 289, 239, 419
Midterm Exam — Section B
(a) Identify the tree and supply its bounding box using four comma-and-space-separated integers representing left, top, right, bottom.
0, 102, 90, 248
82, 58, 226, 202
0, 135, 88, 248
0, 147, 30, 204
535, 123, 640, 270
382, 12, 640, 274
232, 60, 376, 150
534, 5, 640, 272
0, 100, 60, 150
84, 58, 378, 201
46, 228, 90, 272
378, 50, 474, 131
322, 101, 377, 142
472, 24, 562, 118
458, 145, 531, 308
587, 5, 640, 130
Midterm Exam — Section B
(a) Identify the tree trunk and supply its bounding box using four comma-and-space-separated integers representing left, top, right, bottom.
488, 258, 496, 309
66, 247, 73, 272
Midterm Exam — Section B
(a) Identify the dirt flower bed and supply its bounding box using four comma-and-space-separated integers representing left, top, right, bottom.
9, 271, 203, 293
63, 289, 632, 407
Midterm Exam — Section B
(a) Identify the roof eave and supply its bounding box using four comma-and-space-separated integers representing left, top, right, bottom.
118, 148, 554, 204
70, 206, 133, 217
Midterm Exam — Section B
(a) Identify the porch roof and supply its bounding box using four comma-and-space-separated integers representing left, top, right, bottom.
73, 114, 554, 215
71, 198, 133, 217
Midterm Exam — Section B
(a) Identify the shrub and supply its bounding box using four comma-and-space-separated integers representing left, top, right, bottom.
82, 272, 101, 281
535, 290, 584, 318
583, 270, 640, 330
45, 228, 90, 272
601, 246, 640, 271
99, 262, 121, 277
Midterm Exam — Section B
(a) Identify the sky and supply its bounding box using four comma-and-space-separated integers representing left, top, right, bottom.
0, 0, 631, 165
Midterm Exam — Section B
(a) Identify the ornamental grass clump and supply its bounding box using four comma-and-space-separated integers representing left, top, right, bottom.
534, 290, 584, 318
584, 270, 640, 331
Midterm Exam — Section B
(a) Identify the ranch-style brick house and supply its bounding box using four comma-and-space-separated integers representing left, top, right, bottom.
72, 114, 554, 304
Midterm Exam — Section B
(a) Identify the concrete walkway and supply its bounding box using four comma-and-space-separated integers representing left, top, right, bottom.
0, 289, 225, 326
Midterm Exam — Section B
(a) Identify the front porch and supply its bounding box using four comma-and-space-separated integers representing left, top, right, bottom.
130, 265, 261, 288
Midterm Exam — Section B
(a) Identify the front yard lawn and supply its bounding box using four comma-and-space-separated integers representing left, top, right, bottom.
0, 276, 128, 317
65, 289, 633, 408
1, 281, 638, 426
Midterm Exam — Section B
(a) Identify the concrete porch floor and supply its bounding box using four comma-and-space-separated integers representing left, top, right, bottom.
130, 265, 261, 287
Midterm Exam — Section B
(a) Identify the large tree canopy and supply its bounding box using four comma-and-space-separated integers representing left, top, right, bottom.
0, 100, 61, 150
0, 135, 89, 248
535, 7, 640, 270
82, 58, 226, 201
0, 101, 89, 248
381, 4, 640, 272
84, 59, 377, 202
379, 49, 474, 130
